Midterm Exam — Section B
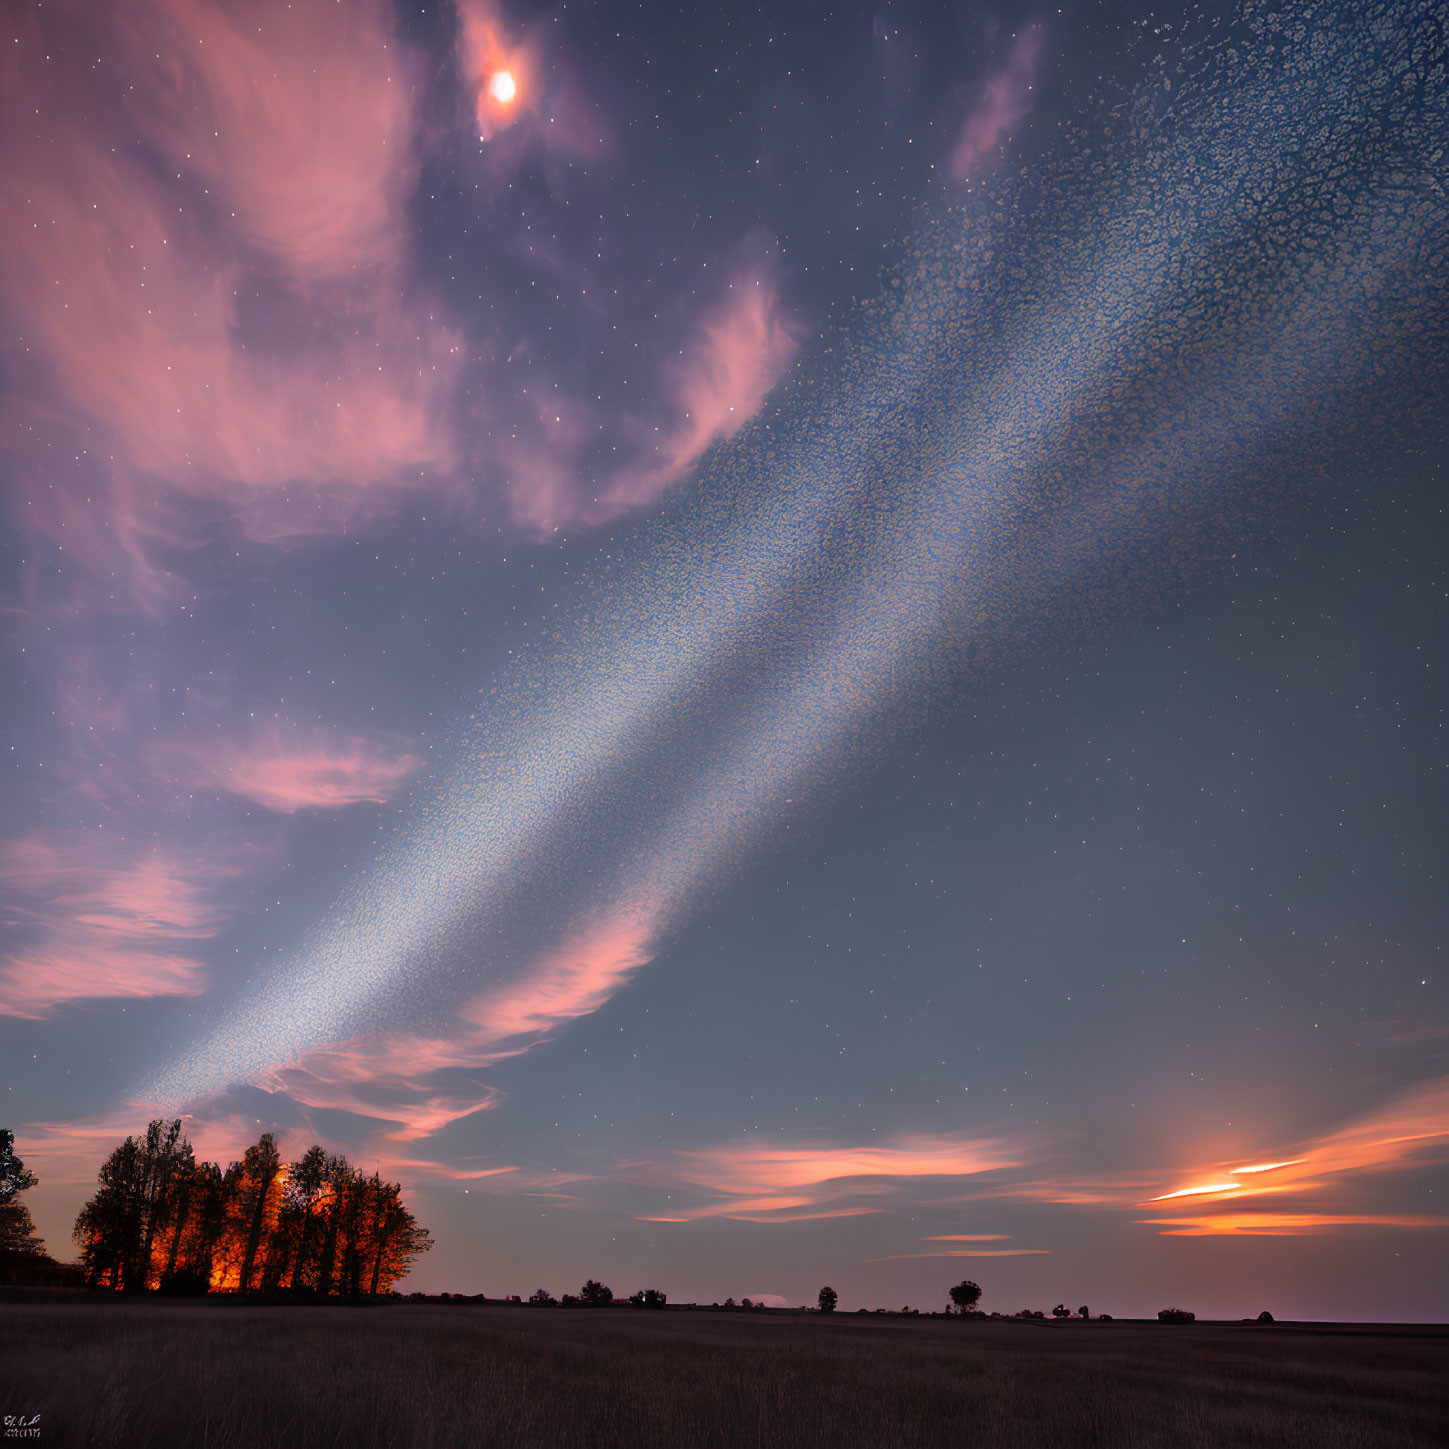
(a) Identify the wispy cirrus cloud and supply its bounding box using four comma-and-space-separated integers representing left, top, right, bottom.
872, 1247, 1052, 1260
918, 1234, 1015, 1241
1137, 1212, 1449, 1237
504, 267, 801, 532
0, 0, 462, 608
249, 912, 656, 1140
0, 831, 237, 1018
670, 1135, 1031, 1199
619, 1130, 1038, 1224
3, 0, 801, 609
603, 271, 803, 513
948, 26, 1046, 183
987, 1078, 1449, 1239
1131, 1076, 1449, 1231
167, 729, 425, 813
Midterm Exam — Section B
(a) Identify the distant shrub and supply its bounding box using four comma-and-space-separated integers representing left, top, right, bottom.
629, 1288, 667, 1308
529, 1289, 557, 1306
579, 1280, 613, 1306
1257, 1310, 1275, 1323
1098, 1313, 1113, 1322
948, 1280, 982, 1314
1158, 1308, 1195, 1323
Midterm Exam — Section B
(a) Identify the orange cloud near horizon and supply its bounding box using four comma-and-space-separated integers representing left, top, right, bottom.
1139, 1077, 1449, 1217
1084, 1077, 1449, 1240
872, 1249, 1052, 1260
1138, 1213, 1449, 1237
919, 1234, 1015, 1242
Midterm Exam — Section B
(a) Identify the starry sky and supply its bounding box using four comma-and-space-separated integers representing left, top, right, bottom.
3, 0, 1447, 1320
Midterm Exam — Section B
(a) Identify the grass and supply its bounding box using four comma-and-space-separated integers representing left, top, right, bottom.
2, 1293, 1445, 1448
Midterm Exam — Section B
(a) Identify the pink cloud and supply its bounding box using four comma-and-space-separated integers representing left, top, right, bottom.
499, 268, 800, 533
603, 270, 802, 514
636, 1202, 885, 1225
460, 915, 657, 1044
872, 1248, 1052, 1260
0, 830, 235, 1017
618, 1131, 1036, 1223
919, 1234, 1014, 1241
671, 1134, 1030, 1199
256, 912, 658, 1139
3, 0, 797, 591
168, 729, 424, 812
0, 0, 461, 605
258, 1031, 506, 1142
949, 27, 1046, 183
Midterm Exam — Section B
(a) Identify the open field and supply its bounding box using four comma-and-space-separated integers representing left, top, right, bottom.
2, 1293, 1446, 1448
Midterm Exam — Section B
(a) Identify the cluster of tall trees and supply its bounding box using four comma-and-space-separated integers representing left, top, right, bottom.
71, 1120, 431, 1296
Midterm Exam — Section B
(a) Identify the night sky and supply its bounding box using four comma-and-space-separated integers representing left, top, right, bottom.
3, 0, 1447, 1320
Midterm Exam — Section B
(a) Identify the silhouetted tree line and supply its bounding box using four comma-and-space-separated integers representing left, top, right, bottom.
519, 1282, 666, 1307
71, 1120, 431, 1296
0, 1129, 81, 1286
1, 1130, 42, 1256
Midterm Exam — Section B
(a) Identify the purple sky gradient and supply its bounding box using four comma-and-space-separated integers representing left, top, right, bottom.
3, 0, 1447, 1319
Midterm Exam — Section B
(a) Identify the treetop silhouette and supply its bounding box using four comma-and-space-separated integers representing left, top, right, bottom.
72, 1120, 430, 1296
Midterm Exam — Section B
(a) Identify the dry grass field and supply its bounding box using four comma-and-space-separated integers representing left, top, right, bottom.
2, 1293, 1445, 1448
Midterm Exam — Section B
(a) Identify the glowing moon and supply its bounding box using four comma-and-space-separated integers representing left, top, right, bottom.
489, 70, 516, 104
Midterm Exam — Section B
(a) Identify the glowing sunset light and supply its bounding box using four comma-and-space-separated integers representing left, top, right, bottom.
1145, 1182, 1243, 1202
873, 1248, 1053, 1260
489, 70, 516, 104
1138, 1212, 1449, 1237
1228, 1160, 1304, 1175
919, 1234, 1014, 1242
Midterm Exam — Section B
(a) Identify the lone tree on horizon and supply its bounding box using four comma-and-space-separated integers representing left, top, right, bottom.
818, 1285, 838, 1313
580, 1279, 613, 1306
949, 1279, 983, 1314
